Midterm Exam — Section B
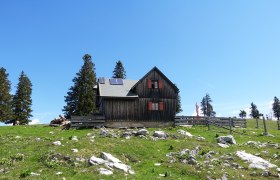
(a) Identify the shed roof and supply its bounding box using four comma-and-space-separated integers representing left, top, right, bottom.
98, 78, 138, 98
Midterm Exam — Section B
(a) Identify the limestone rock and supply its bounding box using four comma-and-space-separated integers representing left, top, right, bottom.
153, 131, 167, 139
177, 129, 193, 137
217, 135, 236, 144
52, 141, 62, 146
70, 136, 78, 141
236, 151, 277, 170
136, 128, 149, 136
89, 156, 107, 165
101, 152, 122, 163
98, 168, 113, 175
72, 149, 78, 153
218, 143, 229, 148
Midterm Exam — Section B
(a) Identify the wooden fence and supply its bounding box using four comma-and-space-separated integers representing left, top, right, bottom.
175, 116, 246, 128
71, 114, 105, 128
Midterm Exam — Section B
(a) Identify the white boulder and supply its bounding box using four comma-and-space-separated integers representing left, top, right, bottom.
52, 141, 61, 146
98, 168, 113, 175
236, 151, 277, 170
136, 129, 149, 136
217, 135, 236, 144
218, 143, 229, 148
89, 156, 107, 165
177, 129, 193, 137
101, 152, 121, 163
153, 131, 167, 139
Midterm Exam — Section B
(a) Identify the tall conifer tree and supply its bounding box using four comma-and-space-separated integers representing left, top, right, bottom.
174, 84, 182, 114
250, 102, 259, 119
200, 93, 216, 117
112, 60, 126, 79
63, 54, 97, 118
272, 96, 280, 120
12, 71, 33, 125
0, 67, 13, 123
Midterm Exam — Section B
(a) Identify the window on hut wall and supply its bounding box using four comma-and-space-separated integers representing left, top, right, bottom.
148, 101, 164, 111
148, 80, 163, 89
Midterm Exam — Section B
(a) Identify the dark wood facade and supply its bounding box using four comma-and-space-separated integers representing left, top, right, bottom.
98, 67, 178, 126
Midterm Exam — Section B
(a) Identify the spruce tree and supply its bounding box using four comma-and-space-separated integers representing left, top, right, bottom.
0, 67, 13, 123
63, 54, 97, 118
200, 93, 216, 117
239, 110, 247, 119
112, 60, 126, 79
250, 102, 259, 119
175, 85, 182, 114
12, 71, 33, 125
272, 96, 280, 120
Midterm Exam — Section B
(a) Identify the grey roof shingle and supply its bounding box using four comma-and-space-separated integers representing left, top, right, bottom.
98, 78, 138, 98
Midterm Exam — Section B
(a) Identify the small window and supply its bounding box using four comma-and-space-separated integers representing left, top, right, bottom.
151, 80, 158, 89
148, 101, 164, 111
152, 102, 159, 110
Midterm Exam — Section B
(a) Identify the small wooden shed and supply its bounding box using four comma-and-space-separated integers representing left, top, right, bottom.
96, 67, 179, 128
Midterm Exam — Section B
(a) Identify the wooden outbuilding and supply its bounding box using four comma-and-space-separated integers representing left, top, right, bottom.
96, 66, 179, 128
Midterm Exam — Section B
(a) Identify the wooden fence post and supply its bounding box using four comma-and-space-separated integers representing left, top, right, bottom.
207, 117, 210, 131
256, 118, 259, 128
262, 115, 268, 135
229, 117, 232, 134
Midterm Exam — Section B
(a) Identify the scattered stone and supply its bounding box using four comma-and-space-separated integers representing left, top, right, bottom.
196, 136, 206, 141
30, 172, 40, 176
159, 174, 166, 177
35, 138, 41, 141
236, 151, 277, 170
190, 146, 200, 156
98, 168, 113, 175
70, 136, 78, 141
52, 141, 62, 146
154, 163, 161, 166
246, 141, 259, 146
64, 156, 71, 161
187, 156, 197, 165
217, 135, 236, 144
277, 168, 280, 172
72, 149, 78, 153
136, 128, 149, 136
111, 162, 132, 173
89, 156, 107, 165
100, 128, 117, 137
262, 170, 271, 177
221, 173, 228, 180
49, 131, 54, 134
218, 143, 229, 148
100, 128, 109, 136
15, 136, 21, 139
76, 157, 86, 162
56, 172, 63, 175
101, 152, 121, 163
263, 132, 275, 137
153, 131, 167, 139
177, 129, 193, 137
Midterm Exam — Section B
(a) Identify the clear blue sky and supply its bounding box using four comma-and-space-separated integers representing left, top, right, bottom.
1, 1, 280, 124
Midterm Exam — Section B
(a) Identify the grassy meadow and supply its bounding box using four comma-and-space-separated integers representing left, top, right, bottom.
0, 119, 279, 179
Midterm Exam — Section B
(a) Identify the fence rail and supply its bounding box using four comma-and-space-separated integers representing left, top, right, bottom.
71, 114, 105, 128
175, 116, 246, 128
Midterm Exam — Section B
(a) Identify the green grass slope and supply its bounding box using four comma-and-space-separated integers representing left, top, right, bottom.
0, 119, 279, 179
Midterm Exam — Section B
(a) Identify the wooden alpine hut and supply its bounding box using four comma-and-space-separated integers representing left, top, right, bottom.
96, 66, 179, 128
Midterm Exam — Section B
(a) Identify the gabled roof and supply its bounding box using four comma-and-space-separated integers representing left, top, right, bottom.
131, 66, 179, 92
98, 78, 138, 98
